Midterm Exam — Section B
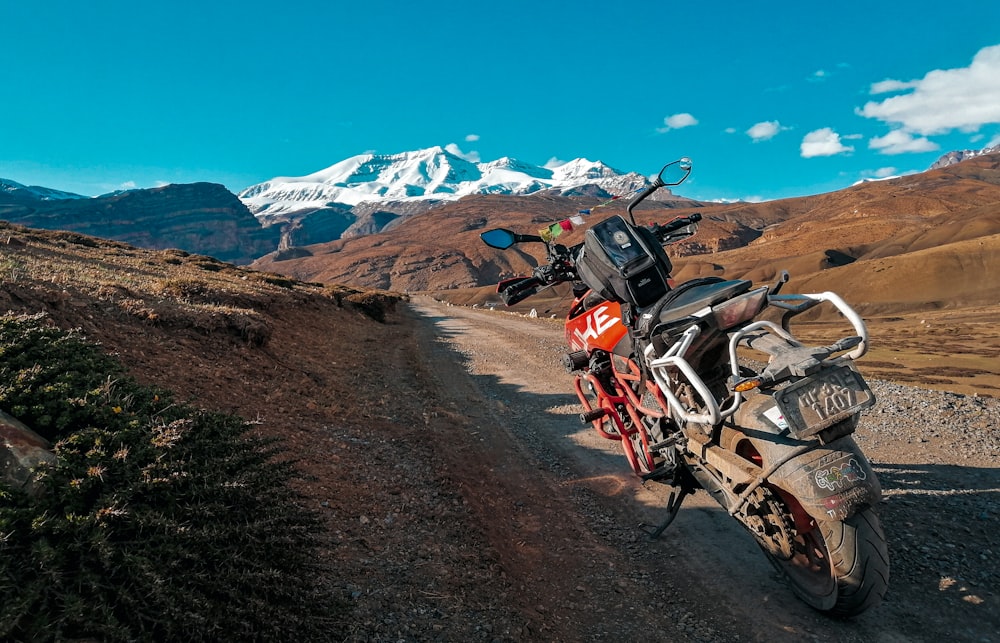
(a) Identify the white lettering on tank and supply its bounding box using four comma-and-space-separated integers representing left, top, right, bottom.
574, 305, 621, 347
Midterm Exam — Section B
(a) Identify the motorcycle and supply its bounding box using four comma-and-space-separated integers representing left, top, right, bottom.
479, 158, 889, 617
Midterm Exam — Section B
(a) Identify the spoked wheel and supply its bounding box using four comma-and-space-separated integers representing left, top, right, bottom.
765, 507, 889, 617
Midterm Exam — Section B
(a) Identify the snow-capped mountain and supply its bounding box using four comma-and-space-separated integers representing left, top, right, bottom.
0, 178, 86, 202
930, 143, 1000, 169
238, 146, 652, 216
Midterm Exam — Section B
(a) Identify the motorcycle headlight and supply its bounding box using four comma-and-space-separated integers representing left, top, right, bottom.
710, 287, 769, 330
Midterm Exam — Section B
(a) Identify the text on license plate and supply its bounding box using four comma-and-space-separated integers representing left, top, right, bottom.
774, 366, 874, 437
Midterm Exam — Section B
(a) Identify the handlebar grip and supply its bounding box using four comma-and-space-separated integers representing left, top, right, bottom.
653, 213, 702, 241
497, 276, 543, 306
663, 213, 702, 232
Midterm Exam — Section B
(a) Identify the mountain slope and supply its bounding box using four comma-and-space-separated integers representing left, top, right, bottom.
254, 153, 1000, 315
0, 182, 279, 264
237, 146, 692, 248
930, 142, 1000, 169
238, 146, 655, 213
0, 178, 87, 203
250, 191, 718, 292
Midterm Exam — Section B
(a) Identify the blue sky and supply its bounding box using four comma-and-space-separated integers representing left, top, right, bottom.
2, 1, 1000, 202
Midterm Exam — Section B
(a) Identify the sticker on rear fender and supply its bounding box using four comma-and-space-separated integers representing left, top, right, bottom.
814, 457, 867, 491
763, 406, 789, 430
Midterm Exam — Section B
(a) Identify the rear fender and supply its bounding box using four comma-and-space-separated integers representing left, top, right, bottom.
729, 394, 881, 522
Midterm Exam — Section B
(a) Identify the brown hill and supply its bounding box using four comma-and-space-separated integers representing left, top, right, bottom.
253, 153, 1000, 317
0, 223, 535, 639
672, 153, 1000, 308
250, 193, 747, 291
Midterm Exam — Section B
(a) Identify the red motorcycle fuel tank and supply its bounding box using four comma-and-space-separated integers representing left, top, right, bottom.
565, 298, 631, 356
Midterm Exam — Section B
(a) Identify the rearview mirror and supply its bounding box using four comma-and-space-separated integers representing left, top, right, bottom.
480, 228, 517, 249
657, 157, 692, 187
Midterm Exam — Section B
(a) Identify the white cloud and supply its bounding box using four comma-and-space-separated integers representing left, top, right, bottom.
724, 127, 737, 134
746, 120, 786, 142
858, 44, 1000, 135
445, 143, 480, 162
808, 65, 848, 82
868, 129, 940, 155
870, 79, 920, 94
657, 113, 698, 133
874, 167, 898, 178
544, 157, 566, 168
800, 128, 854, 158
808, 69, 828, 82
465, 134, 480, 142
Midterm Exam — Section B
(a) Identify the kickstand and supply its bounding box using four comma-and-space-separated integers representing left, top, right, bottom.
640, 488, 690, 540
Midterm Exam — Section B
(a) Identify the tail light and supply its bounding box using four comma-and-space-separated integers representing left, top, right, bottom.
710, 287, 769, 330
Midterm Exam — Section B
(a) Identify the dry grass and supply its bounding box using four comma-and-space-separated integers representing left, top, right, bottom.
0, 222, 401, 344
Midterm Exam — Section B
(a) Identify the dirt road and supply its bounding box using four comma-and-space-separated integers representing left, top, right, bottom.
406, 297, 999, 642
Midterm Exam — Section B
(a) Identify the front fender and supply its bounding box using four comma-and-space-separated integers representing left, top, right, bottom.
730, 393, 881, 522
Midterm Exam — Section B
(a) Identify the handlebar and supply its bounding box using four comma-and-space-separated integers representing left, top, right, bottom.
485, 156, 698, 308
649, 213, 702, 242
496, 276, 545, 305
492, 213, 703, 306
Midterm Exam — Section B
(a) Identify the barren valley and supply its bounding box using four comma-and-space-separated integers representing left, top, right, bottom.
1, 224, 997, 640
2, 152, 1000, 641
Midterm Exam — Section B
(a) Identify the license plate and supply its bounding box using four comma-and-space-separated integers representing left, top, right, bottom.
773, 366, 874, 438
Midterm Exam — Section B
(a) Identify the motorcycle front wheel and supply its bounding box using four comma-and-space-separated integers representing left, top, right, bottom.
767, 506, 889, 617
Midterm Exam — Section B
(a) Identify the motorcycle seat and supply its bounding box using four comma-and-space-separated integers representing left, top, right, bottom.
660, 278, 753, 321
635, 278, 753, 337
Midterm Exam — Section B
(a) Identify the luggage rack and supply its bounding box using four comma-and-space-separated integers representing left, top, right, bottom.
642, 291, 870, 427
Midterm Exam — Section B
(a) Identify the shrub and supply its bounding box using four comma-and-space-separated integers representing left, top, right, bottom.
0, 314, 343, 641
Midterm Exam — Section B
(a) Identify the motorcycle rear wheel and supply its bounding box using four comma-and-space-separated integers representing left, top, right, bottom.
766, 507, 889, 617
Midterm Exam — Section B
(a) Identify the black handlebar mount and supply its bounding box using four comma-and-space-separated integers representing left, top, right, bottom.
483, 157, 697, 306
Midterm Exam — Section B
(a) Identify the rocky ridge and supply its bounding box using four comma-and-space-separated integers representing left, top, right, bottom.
0, 182, 279, 264
930, 143, 1000, 169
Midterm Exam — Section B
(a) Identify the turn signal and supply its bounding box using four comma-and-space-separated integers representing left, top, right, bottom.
734, 377, 764, 393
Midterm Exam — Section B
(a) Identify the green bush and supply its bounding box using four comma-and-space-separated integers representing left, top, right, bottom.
0, 314, 344, 641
